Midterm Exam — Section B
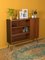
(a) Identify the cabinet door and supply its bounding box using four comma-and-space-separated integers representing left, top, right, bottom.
30, 18, 35, 39
30, 18, 39, 39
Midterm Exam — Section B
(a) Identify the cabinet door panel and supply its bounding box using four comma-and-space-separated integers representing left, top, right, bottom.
30, 18, 39, 39
30, 19, 35, 39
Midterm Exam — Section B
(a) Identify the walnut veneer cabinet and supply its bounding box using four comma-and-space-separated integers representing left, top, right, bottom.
6, 18, 39, 45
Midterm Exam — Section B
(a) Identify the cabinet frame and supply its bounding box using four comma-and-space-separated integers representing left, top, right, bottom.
6, 18, 39, 44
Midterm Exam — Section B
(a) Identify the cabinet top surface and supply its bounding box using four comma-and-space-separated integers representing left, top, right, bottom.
7, 18, 39, 21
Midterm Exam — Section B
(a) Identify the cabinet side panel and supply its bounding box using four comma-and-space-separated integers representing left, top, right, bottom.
6, 20, 11, 44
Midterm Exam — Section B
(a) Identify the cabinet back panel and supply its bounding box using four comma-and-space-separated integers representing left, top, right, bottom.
12, 28, 23, 34
12, 35, 26, 42
12, 21, 18, 27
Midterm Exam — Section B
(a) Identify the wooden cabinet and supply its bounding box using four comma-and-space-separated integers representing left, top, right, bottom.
6, 18, 39, 44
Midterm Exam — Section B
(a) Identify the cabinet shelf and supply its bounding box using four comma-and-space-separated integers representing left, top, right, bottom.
12, 32, 30, 37
12, 39, 32, 45
12, 26, 29, 29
